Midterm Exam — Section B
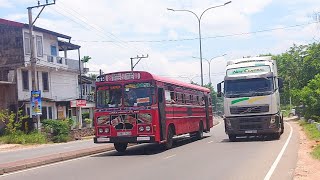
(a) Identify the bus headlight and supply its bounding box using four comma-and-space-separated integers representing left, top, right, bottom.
145, 126, 151, 132
104, 127, 110, 133
139, 126, 144, 132
98, 128, 104, 133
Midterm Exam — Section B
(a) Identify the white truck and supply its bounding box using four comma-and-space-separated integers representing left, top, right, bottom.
217, 56, 284, 141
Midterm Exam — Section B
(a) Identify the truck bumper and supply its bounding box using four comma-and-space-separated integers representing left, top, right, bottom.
224, 114, 282, 136
94, 136, 156, 144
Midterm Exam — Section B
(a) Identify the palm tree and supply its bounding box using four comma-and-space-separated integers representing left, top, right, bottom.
81, 56, 91, 68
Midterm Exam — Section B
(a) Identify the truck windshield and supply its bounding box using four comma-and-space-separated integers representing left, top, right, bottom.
124, 82, 154, 107
96, 85, 122, 108
225, 77, 274, 97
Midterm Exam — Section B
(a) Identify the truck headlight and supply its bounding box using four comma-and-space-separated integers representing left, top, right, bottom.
145, 126, 151, 132
104, 127, 110, 133
270, 115, 276, 124
225, 119, 232, 127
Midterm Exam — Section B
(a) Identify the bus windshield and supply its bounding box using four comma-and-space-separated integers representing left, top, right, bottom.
124, 82, 154, 107
96, 85, 122, 108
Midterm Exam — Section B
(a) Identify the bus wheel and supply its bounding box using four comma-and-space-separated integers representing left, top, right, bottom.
195, 122, 204, 140
164, 126, 174, 150
114, 143, 128, 152
228, 135, 237, 142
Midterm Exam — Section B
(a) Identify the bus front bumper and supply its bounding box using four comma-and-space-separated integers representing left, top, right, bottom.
94, 136, 156, 144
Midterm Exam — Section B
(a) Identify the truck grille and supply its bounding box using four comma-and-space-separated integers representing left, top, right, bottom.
230, 105, 269, 114
239, 124, 263, 130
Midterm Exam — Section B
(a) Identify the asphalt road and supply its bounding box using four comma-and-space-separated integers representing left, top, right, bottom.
1, 119, 299, 180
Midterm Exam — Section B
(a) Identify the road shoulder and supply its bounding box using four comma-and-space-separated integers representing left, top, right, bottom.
292, 121, 320, 180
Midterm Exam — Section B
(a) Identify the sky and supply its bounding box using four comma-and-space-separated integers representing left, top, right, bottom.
1, 0, 320, 88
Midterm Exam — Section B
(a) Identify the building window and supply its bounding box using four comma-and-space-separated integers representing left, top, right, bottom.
41, 107, 48, 120
22, 70, 29, 90
36, 35, 43, 57
24, 32, 31, 55
51, 45, 57, 56
42, 72, 49, 91
48, 107, 53, 119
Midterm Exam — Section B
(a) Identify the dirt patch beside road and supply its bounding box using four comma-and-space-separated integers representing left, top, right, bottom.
293, 121, 320, 179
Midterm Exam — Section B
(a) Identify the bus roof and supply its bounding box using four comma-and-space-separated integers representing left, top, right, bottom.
97, 71, 210, 93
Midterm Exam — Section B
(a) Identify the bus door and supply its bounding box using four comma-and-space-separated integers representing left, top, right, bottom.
204, 94, 210, 132
158, 88, 166, 140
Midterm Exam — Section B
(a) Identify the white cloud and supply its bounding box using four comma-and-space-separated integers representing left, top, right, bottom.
0, 0, 12, 8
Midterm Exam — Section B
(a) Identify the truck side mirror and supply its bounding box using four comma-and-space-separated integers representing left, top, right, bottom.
217, 83, 222, 97
278, 78, 284, 93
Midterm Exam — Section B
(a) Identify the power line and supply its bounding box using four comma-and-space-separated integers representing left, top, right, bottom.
50, 3, 146, 55
71, 21, 317, 43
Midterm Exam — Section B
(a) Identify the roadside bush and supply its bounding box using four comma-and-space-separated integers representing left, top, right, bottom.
0, 131, 47, 144
0, 109, 28, 134
42, 119, 72, 143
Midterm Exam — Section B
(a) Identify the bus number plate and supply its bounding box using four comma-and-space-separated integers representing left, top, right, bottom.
245, 130, 257, 134
117, 131, 132, 136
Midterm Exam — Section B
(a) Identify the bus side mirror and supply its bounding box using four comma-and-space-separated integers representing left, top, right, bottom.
217, 83, 222, 97
278, 78, 284, 93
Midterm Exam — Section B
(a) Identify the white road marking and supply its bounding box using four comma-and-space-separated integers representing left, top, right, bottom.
207, 141, 214, 144
0, 144, 143, 177
264, 122, 293, 180
164, 154, 176, 159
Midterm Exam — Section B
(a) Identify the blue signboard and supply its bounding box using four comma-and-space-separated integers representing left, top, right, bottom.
31, 90, 42, 115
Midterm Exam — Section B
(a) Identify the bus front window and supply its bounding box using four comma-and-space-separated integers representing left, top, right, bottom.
124, 83, 154, 107
96, 85, 122, 108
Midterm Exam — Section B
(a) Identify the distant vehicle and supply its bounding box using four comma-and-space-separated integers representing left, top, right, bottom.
288, 108, 296, 117
217, 56, 284, 141
94, 71, 213, 152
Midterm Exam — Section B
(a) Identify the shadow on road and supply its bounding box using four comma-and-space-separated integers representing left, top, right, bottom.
94, 135, 209, 157
220, 135, 280, 143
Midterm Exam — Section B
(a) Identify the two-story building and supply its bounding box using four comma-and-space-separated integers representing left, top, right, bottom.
0, 18, 87, 130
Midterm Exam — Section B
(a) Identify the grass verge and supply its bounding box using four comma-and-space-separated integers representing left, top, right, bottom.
300, 120, 320, 160
0, 131, 47, 144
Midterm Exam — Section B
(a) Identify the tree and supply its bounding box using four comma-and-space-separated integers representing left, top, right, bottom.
81, 56, 92, 68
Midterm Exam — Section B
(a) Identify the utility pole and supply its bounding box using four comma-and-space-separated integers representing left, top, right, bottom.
28, 0, 56, 132
130, 54, 149, 71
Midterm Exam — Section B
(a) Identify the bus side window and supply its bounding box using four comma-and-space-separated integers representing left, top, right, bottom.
182, 94, 185, 104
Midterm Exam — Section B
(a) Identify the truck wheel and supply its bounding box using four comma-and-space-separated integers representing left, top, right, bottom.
280, 119, 284, 134
195, 122, 204, 140
228, 135, 237, 142
164, 126, 174, 150
272, 133, 281, 140
114, 143, 128, 152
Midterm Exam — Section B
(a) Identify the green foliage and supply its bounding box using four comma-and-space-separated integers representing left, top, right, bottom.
82, 112, 90, 119
311, 145, 320, 160
0, 109, 28, 134
84, 118, 92, 124
42, 119, 71, 143
275, 43, 320, 119
299, 120, 320, 140
0, 131, 47, 144
81, 56, 92, 63
295, 74, 320, 120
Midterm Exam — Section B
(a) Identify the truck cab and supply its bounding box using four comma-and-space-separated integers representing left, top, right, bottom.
217, 56, 284, 141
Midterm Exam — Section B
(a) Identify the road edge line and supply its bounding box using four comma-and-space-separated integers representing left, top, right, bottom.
264, 122, 293, 180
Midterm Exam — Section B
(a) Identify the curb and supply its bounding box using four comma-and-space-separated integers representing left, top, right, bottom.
0, 145, 115, 175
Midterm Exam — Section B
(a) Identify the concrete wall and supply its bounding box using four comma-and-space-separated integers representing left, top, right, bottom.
0, 24, 24, 67
17, 67, 78, 101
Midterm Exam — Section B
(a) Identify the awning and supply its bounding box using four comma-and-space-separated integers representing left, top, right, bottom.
58, 41, 81, 51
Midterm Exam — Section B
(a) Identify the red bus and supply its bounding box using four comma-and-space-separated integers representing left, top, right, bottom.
93, 71, 213, 152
